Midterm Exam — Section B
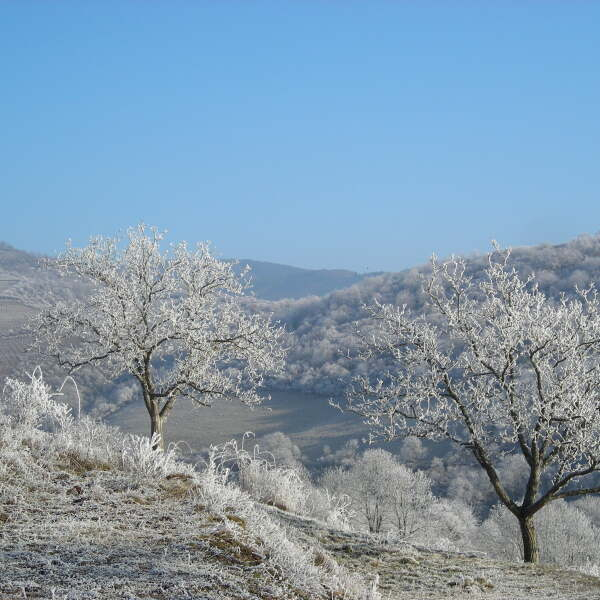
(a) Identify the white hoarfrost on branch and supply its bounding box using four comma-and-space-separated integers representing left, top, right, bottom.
338, 245, 600, 563
31, 225, 286, 450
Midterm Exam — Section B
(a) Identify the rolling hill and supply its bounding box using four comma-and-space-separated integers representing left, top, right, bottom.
232, 258, 379, 300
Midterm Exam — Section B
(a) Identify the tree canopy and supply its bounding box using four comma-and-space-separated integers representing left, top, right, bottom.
33, 225, 285, 449
340, 246, 600, 562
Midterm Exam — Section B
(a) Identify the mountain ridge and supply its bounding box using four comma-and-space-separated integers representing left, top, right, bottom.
0, 241, 383, 301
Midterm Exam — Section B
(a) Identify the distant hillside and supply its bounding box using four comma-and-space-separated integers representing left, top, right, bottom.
254, 234, 600, 396
0, 242, 379, 302
232, 258, 379, 300
0, 241, 41, 270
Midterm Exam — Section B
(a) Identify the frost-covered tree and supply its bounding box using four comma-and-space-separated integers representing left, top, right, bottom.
388, 465, 435, 539
323, 449, 438, 538
480, 500, 600, 567
348, 449, 395, 533
340, 246, 600, 562
32, 225, 285, 450
430, 498, 478, 550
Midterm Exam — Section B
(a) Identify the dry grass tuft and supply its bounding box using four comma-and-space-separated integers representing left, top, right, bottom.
159, 478, 195, 499
197, 529, 264, 566
57, 451, 112, 475
225, 513, 247, 528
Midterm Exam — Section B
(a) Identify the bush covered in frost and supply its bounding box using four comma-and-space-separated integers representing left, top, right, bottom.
209, 433, 354, 530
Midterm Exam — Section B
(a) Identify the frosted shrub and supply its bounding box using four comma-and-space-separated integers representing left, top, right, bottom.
198, 441, 379, 599
429, 499, 479, 551
320, 466, 353, 497
576, 561, 600, 578
572, 495, 600, 524
120, 433, 194, 480
240, 459, 309, 513
51, 415, 124, 465
347, 449, 398, 533
2, 368, 72, 431
535, 501, 599, 566
304, 485, 354, 531
206, 435, 354, 528
389, 465, 436, 540
217, 435, 312, 513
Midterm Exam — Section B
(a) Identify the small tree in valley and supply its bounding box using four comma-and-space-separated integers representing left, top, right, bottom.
388, 465, 435, 540
348, 448, 396, 533
339, 247, 600, 562
32, 225, 285, 450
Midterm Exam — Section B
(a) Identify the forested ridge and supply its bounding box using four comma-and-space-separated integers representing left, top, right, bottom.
251, 234, 600, 394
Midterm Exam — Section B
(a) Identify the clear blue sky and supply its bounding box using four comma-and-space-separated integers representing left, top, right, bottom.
1, 1, 599, 272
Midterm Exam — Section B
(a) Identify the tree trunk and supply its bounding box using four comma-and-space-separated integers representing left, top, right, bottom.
149, 402, 166, 452
519, 515, 539, 563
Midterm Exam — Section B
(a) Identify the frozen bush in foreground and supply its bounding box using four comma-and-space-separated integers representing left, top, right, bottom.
2, 367, 72, 431
51, 415, 123, 464
208, 435, 353, 529
240, 457, 309, 513
120, 433, 194, 480
1, 370, 197, 482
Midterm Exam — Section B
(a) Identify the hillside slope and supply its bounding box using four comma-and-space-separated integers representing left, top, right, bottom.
260, 234, 600, 395
2, 372, 600, 600
269, 508, 600, 599
0, 372, 375, 600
